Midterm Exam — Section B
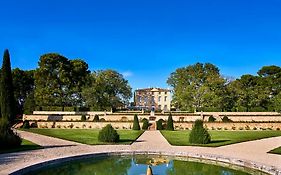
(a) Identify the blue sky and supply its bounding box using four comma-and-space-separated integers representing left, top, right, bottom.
0, 0, 281, 91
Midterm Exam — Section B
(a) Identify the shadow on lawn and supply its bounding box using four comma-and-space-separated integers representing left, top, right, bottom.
209, 140, 230, 144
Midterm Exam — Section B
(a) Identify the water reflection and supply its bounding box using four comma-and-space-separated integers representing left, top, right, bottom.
29, 155, 258, 175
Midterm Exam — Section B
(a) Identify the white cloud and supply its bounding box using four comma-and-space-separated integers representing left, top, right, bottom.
122, 71, 133, 78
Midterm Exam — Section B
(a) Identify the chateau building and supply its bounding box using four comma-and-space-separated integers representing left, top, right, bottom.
134, 87, 171, 111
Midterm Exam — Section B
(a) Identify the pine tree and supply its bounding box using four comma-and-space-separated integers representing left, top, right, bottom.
132, 114, 140, 130
166, 113, 174, 131
0, 49, 16, 123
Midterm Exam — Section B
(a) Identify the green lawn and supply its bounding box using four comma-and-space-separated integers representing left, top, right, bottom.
23, 129, 144, 145
269, 146, 281, 155
0, 139, 41, 154
161, 130, 281, 147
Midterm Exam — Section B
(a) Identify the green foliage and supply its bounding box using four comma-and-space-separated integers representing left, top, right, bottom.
98, 124, 120, 143
189, 120, 211, 144
81, 115, 86, 121
82, 70, 132, 110
208, 115, 216, 122
142, 118, 149, 130
167, 63, 227, 112
22, 120, 30, 129
166, 113, 174, 131
93, 114, 100, 122
0, 120, 22, 149
12, 68, 34, 115
23, 92, 36, 114
222, 116, 232, 122
156, 119, 164, 130
34, 53, 90, 110
0, 50, 16, 123
132, 114, 140, 130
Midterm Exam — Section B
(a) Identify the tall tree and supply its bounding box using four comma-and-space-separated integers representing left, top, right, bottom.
69, 59, 90, 107
0, 49, 16, 123
167, 63, 226, 111
82, 70, 132, 111
34, 53, 72, 110
12, 68, 34, 114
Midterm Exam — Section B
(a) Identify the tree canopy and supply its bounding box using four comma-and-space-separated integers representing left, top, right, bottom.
82, 69, 132, 111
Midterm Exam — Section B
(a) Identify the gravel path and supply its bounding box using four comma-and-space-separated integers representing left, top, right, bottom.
0, 130, 280, 174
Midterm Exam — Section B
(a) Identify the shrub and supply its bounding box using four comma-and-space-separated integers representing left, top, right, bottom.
142, 118, 149, 130
222, 116, 232, 122
93, 115, 100, 122
166, 113, 174, 131
98, 124, 120, 142
253, 127, 257, 130
100, 118, 106, 122
22, 120, 30, 129
208, 115, 216, 122
189, 120, 211, 144
232, 126, 236, 130
0, 120, 22, 149
156, 119, 164, 130
132, 114, 140, 130
81, 115, 86, 121
245, 125, 250, 130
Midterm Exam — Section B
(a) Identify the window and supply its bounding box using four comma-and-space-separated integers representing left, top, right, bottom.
164, 96, 167, 102
158, 105, 161, 109
165, 91, 167, 95
158, 96, 161, 102
164, 105, 167, 111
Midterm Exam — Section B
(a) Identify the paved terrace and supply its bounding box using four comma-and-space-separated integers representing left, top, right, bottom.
0, 130, 281, 175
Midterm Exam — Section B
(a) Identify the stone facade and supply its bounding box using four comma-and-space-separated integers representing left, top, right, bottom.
134, 88, 171, 111
34, 121, 281, 131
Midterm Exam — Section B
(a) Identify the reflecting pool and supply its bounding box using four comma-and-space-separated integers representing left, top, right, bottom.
27, 155, 266, 175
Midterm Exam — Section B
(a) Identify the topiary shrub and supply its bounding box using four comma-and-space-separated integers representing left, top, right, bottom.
132, 114, 140, 130
22, 120, 30, 129
189, 120, 211, 144
208, 115, 216, 122
142, 118, 149, 130
222, 116, 232, 122
0, 120, 22, 149
93, 114, 100, 122
98, 124, 120, 143
81, 115, 86, 121
166, 113, 174, 131
156, 119, 164, 130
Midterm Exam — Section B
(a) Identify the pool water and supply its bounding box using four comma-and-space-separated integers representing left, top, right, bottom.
28, 155, 266, 175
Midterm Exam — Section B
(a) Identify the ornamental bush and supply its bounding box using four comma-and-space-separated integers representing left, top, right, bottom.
98, 124, 120, 142
166, 113, 174, 131
142, 118, 149, 130
132, 114, 140, 130
22, 120, 30, 129
156, 119, 164, 130
189, 120, 211, 144
93, 114, 99, 122
81, 115, 86, 121
208, 115, 216, 122
222, 116, 232, 122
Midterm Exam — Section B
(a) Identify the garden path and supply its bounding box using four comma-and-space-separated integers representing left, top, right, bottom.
0, 130, 281, 174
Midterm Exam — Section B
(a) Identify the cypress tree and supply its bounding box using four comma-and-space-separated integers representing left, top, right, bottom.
0, 49, 21, 148
0, 49, 16, 123
132, 114, 140, 130
166, 113, 174, 131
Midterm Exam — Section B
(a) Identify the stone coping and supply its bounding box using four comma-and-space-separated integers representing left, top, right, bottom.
10, 151, 280, 175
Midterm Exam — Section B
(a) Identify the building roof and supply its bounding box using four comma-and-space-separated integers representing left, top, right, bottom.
135, 87, 171, 92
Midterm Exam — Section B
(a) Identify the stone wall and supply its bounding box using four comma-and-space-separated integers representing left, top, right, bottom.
34, 121, 281, 131
24, 112, 281, 122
